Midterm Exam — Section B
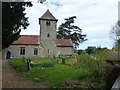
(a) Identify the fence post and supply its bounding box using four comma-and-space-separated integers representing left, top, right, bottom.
27, 59, 31, 70
62, 57, 65, 64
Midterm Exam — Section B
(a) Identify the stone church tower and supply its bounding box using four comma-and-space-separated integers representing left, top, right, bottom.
39, 9, 58, 57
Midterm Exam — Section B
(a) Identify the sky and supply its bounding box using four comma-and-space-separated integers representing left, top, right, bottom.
21, 0, 120, 50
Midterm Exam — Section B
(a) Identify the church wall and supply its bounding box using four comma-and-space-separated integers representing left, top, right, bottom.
2, 45, 43, 59
56, 47, 74, 57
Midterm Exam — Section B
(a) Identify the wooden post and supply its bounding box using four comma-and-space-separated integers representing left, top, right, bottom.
27, 59, 31, 70
62, 57, 65, 64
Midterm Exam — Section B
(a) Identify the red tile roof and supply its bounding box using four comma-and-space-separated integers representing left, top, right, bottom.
12, 35, 39, 45
12, 35, 73, 47
56, 39, 73, 47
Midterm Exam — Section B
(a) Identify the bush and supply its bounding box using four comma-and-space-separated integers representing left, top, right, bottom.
75, 49, 85, 55
77, 70, 90, 80
40, 62, 55, 67
76, 53, 106, 88
30, 62, 55, 69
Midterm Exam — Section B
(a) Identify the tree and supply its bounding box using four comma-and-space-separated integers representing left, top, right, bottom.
75, 49, 85, 55
110, 21, 120, 50
57, 16, 87, 49
2, 2, 32, 49
114, 39, 120, 51
85, 46, 96, 54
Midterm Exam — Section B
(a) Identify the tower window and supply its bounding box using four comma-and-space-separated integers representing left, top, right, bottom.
20, 47, 25, 55
46, 21, 50, 26
47, 34, 50, 37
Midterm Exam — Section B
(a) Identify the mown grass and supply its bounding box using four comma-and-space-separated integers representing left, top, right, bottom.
9, 53, 107, 88
26, 64, 90, 88
9, 58, 28, 73
31, 57, 73, 65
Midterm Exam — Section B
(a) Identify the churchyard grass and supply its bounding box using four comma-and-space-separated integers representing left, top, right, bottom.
9, 53, 107, 88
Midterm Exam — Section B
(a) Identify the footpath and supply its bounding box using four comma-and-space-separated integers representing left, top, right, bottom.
2, 60, 47, 88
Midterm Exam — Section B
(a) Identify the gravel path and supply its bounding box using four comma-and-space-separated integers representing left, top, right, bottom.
2, 60, 47, 88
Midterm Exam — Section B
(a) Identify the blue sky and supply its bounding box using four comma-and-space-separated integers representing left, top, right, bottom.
22, 0, 120, 50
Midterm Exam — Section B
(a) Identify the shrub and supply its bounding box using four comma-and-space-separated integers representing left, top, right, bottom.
76, 53, 106, 88
40, 62, 55, 67
77, 70, 90, 80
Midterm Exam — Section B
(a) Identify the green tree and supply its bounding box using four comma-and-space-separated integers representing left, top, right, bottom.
85, 47, 96, 54
110, 21, 120, 50
2, 2, 32, 49
76, 49, 85, 55
57, 16, 87, 49
114, 39, 120, 50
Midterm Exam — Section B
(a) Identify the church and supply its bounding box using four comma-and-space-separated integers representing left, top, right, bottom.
2, 9, 74, 59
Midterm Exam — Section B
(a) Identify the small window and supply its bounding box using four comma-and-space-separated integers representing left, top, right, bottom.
46, 21, 50, 26
20, 47, 25, 55
48, 49, 49, 53
34, 48, 38, 55
47, 34, 50, 37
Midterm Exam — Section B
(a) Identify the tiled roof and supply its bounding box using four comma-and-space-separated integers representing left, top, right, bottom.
56, 39, 73, 47
12, 35, 73, 47
12, 35, 39, 45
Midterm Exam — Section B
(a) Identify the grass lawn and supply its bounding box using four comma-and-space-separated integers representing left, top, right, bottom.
25, 64, 90, 88
9, 54, 107, 88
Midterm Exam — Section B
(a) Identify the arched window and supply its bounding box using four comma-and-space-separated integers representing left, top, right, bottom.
46, 21, 50, 26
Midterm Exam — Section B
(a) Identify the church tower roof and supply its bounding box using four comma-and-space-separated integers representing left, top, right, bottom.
39, 9, 58, 21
